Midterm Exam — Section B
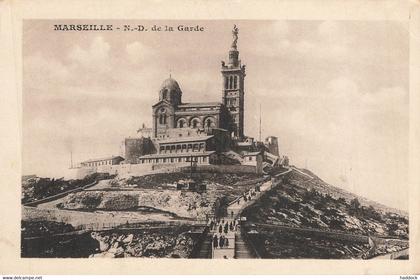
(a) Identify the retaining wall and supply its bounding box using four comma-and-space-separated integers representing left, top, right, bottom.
181, 164, 258, 174
70, 161, 260, 180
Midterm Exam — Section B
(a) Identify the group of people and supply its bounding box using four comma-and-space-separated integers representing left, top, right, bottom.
207, 185, 263, 253
208, 218, 240, 250
238, 186, 259, 205
212, 234, 230, 249
208, 218, 239, 234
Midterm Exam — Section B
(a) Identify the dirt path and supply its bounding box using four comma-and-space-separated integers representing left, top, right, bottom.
36, 180, 111, 209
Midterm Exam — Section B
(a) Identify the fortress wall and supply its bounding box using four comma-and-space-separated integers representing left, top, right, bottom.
116, 163, 154, 177
110, 162, 258, 179
115, 163, 190, 178
65, 167, 96, 180
71, 161, 260, 180
97, 165, 119, 175
151, 163, 190, 170
181, 164, 257, 174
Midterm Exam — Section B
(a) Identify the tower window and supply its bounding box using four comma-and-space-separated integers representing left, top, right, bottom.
162, 89, 168, 100
224, 76, 228, 89
159, 114, 167, 124
229, 76, 233, 89
234, 76, 238, 89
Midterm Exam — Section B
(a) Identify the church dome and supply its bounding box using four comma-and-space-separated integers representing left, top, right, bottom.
161, 77, 181, 93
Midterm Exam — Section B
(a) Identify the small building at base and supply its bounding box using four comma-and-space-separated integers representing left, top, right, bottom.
80, 156, 124, 168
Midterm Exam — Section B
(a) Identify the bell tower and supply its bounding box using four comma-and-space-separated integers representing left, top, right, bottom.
221, 25, 246, 140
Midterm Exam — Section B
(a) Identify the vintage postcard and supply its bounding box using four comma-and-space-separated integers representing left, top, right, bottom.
1, 0, 419, 275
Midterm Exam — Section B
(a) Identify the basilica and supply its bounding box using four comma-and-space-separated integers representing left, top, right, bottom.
79, 25, 281, 177
124, 25, 252, 165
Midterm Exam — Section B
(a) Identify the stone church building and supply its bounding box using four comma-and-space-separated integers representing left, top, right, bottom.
150, 25, 246, 141
75, 26, 282, 178
124, 25, 256, 166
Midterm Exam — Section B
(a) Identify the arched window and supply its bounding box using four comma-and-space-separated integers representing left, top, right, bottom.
192, 119, 198, 128
162, 89, 168, 100
224, 76, 228, 89
234, 76, 238, 89
229, 76, 233, 89
206, 119, 212, 128
178, 119, 185, 128
159, 114, 168, 125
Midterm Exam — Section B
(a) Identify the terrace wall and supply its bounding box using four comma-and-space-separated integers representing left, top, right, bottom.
191, 164, 259, 174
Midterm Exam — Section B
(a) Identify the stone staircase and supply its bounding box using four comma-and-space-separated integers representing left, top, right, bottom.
234, 233, 255, 259
195, 234, 213, 258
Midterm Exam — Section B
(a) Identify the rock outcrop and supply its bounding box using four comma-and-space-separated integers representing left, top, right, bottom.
89, 229, 196, 258
60, 190, 213, 219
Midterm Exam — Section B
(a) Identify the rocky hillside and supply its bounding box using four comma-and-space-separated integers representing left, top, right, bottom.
55, 172, 268, 220
243, 170, 408, 238
21, 220, 75, 238
21, 173, 114, 204
21, 223, 199, 258
297, 168, 408, 217
124, 172, 262, 189
241, 169, 409, 259
59, 190, 214, 220
89, 226, 198, 258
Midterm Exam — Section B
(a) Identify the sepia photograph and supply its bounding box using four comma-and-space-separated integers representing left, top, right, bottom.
19, 19, 410, 260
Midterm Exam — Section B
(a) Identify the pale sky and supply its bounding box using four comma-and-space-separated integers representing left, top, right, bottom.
23, 20, 408, 210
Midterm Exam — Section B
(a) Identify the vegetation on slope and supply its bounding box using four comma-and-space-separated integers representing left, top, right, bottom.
21, 173, 113, 204
243, 170, 408, 238
241, 169, 409, 258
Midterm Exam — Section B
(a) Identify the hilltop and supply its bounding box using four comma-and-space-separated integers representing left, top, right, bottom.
296, 167, 408, 217
241, 168, 409, 258
21, 167, 408, 259
245, 168, 408, 237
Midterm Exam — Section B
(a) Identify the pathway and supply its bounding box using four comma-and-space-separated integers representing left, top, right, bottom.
227, 180, 273, 219
234, 232, 255, 258
208, 218, 238, 259
227, 167, 292, 219
24, 180, 99, 207
208, 174, 284, 259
